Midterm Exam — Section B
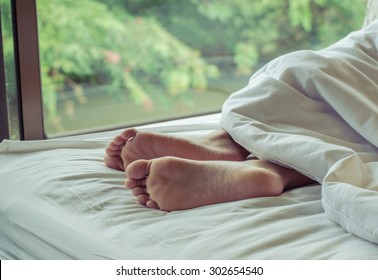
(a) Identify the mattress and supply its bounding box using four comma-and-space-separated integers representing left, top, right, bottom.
0, 114, 377, 259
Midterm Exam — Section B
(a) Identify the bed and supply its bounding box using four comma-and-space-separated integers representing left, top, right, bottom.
1, 19, 378, 260
0, 113, 377, 260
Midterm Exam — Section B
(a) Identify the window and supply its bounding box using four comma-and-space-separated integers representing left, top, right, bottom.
1, 0, 44, 140
36, 0, 250, 137
0, 0, 367, 140
1, 0, 20, 140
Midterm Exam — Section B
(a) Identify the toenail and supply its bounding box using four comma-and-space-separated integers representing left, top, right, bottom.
128, 136, 135, 142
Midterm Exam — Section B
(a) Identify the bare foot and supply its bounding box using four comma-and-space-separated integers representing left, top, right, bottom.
104, 128, 249, 171
124, 156, 291, 211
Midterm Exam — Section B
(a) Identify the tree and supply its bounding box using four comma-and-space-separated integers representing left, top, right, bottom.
37, 0, 219, 130
189, 0, 366, 73
1, 0, 367, 133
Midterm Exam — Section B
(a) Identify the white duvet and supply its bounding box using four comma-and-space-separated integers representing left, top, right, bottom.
221, 20, 378, 244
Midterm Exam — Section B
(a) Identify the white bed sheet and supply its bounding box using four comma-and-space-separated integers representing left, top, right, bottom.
0, 114, 377, 259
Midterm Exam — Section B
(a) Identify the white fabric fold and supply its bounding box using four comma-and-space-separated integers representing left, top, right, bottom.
221, 20, 378, 243
1, 114, 378, 259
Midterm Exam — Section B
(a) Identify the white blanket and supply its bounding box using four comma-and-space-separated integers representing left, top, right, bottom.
221, 20, 378, 244
1, 115, 378, 259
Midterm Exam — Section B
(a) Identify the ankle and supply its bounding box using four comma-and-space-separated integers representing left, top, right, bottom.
253, 168, 284, 196
203, 129, 249, 160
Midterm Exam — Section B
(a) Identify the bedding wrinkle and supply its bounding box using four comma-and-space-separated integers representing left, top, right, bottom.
221, 20, 378, 244
323, 154, 373, 187
321, 184, 378, 244
5, 201, 143, 259
1, 113, 378, 259
40, 183, 105, 214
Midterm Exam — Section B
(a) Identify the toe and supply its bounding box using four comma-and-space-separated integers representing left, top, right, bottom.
105, 146, 122, 156
131, 186, 147, 196
125, 178, 136, 189
112, 135, 127, 146
125, 177, 147, 188
104, 155, 124, 170
121, 128, 137, 141
136, 194, 150, 205
146, 199, 159, 209
125, 178, 138, 189
125, 159, 152, 181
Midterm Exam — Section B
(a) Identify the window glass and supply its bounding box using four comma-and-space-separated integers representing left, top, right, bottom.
1, 0, 20, 140
36, 0, 366, 137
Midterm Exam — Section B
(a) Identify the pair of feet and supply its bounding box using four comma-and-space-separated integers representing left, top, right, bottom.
104, 128, 312, 211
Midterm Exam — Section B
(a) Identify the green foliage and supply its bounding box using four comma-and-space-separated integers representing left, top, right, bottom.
189, 0, 366, 71
2, 0, 367, 132
36, 0, 220, 128
1, 0, 16, 96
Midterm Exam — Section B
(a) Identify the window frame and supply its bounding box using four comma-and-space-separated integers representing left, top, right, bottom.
0, 0, 44, 141
0, 12, 9, 141
12, 0, 44, 140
